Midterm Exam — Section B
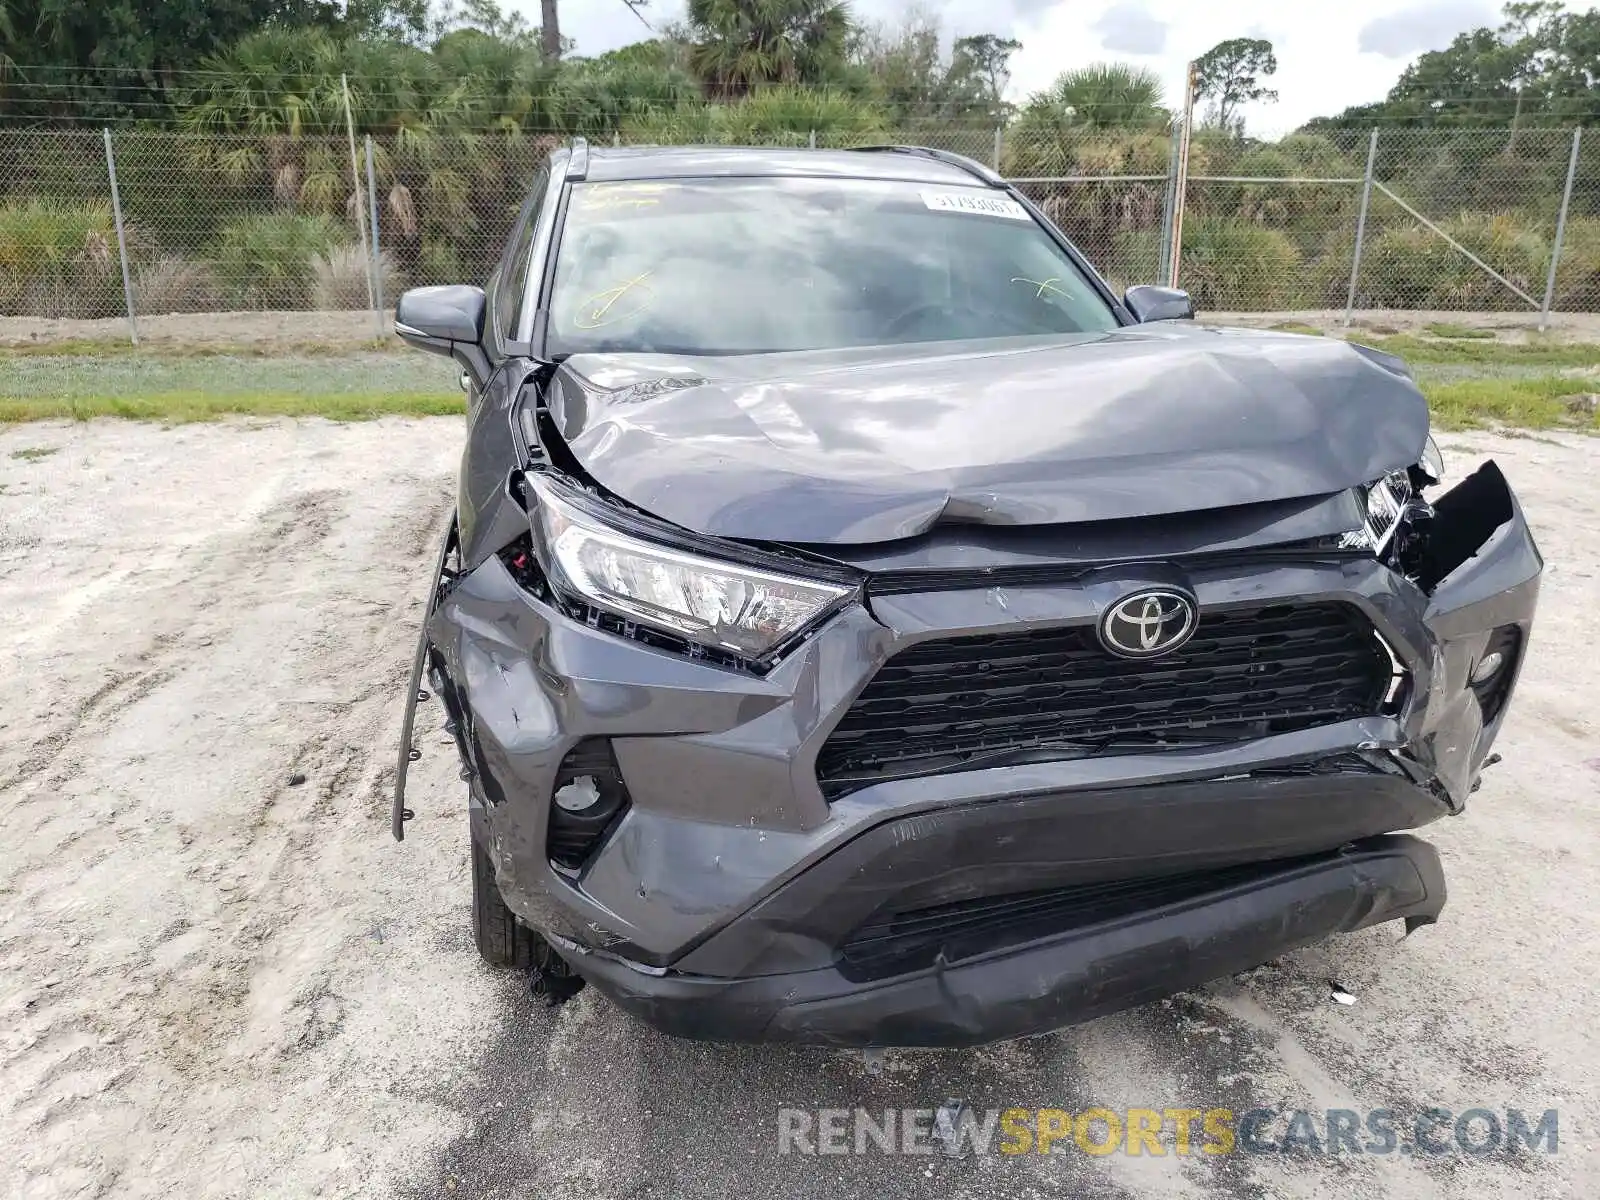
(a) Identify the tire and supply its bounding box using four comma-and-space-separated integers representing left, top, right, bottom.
471, 833, 539, 969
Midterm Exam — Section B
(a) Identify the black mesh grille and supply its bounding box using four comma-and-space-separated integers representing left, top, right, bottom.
816, 602, 1392, 796
839, 859, 1318, 981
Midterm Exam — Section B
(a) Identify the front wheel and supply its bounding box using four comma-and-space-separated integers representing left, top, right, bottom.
471, 833, 540, 968
469, 834, 587, 1005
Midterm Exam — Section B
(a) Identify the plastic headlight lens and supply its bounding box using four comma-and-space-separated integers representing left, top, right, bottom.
1420, 434, 1445, 484
1358, 470, 1412, 552
532, 482, 853, 658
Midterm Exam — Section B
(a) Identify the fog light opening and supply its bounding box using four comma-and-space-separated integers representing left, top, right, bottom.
1469, 626, 1522, 725
1470, 650, 1505, 686
554, 774, 603, 812
547, 739, 630, 871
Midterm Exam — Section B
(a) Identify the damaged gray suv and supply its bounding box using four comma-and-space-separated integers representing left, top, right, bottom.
391, 140, 1540, 1047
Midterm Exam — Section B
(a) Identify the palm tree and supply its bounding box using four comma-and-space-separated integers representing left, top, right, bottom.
1022, 63, 1170, 132
685, 0, 855, 95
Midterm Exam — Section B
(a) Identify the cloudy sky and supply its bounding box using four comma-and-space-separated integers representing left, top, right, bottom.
528, 0, 1597, 133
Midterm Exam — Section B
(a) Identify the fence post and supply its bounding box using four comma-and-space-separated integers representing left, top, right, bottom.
102, 128, 138, 345
365, 134, 385, 321
1166, 63, 1197, 289
1158, 119, 1182, 284
808, 129, 816, 149
992, 125, 1003, 172
1344, 129, 1379, 329
1540, 127, 1582, 332
341, 74, 381, 338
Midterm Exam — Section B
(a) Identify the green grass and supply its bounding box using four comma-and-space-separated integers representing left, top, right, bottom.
2, 344, 1598, 433
10, 445, 59, 459
0, 349, 461, 423
1421, 321, 1499, 340
0, 391, 462, 423
1364, 335, 1600, 368
1422, 375, 1600, 431
0, 338, 399, 358
1268, 321, 1325, 336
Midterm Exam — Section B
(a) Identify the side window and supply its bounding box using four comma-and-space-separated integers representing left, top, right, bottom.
493, 166, 549, 340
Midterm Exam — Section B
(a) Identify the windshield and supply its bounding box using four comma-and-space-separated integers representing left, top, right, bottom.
546, 176, 1120, 357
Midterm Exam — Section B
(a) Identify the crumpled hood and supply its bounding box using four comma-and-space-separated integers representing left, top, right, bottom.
544, 324, 1429, 544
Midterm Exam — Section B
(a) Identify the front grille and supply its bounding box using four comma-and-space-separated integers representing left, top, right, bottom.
839, 860, 1315, 981
816, 602, 1392, 796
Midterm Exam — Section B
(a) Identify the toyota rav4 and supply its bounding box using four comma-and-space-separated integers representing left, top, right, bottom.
390, 141, 1540, 1047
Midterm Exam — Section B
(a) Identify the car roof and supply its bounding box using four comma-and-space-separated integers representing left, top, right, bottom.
580, 144, 996, 187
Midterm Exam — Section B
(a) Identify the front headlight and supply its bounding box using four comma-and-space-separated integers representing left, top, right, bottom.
529, 477, 854, 658
1353, 469, 1413, 554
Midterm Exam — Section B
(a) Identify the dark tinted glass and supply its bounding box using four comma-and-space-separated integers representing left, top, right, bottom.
493, 166, 549, 338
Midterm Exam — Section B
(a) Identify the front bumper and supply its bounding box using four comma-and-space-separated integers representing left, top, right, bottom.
567, 835, 1445, 1047
415, 462, 1539, 1044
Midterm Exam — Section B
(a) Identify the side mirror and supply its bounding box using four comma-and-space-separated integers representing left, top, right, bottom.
395, 285, 490, 384
1124, 285, 1195, 323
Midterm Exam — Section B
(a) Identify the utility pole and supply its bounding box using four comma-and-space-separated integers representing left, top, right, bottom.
541, 0, 562, 61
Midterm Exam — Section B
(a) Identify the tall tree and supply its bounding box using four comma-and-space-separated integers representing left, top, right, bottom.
685, 0, 854, 94
1193, 37, 1278, 133
951, 32, 1022, 123
1307, 1, 1600, 130
540, 0, 562, 61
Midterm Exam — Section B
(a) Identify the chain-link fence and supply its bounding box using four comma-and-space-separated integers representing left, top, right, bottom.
2, 122, 1597, 336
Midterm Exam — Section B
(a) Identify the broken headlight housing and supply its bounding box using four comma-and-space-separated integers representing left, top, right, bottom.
527, 476, 854, 659
1419, 433, 1445, 485
1360, 469, 1414, 553
1350, 444, 1440, 578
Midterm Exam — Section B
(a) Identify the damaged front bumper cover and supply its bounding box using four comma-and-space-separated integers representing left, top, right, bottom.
562, 834, 1445, 1047
393, 460, 1539, 1046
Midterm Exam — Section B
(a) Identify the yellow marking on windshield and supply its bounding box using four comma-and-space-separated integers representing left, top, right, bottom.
578, 182, 680, 213
1011, 276, 1071, 300
574, 271, 655, 329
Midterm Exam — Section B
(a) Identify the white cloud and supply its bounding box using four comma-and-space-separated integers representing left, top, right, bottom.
1358, 0, 1496, 58
1092, 3, 1169, 55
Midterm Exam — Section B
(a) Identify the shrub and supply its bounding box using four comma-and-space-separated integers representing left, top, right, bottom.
729, 88, 885, 141
0, 199, 127, 318
414, 240, 465, 287
1107, 230, 1165, 293
212, 212, 344, 309
1193, 134, 1362, 230
132, 256, 223, 315
310, 244, 402, 310
1359, 211, 1548, 311
1176, 218, 1304, 311
621, 89, 884, 146
1550, 215, 1600, 312
1002, 124, 1170, 180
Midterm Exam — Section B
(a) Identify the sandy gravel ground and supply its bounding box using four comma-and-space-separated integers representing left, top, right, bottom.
1, 419, 1597, 1200
6, 308, 1600, 349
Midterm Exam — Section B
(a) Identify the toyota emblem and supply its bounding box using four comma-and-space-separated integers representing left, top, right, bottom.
1098, 590, 1198, 659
